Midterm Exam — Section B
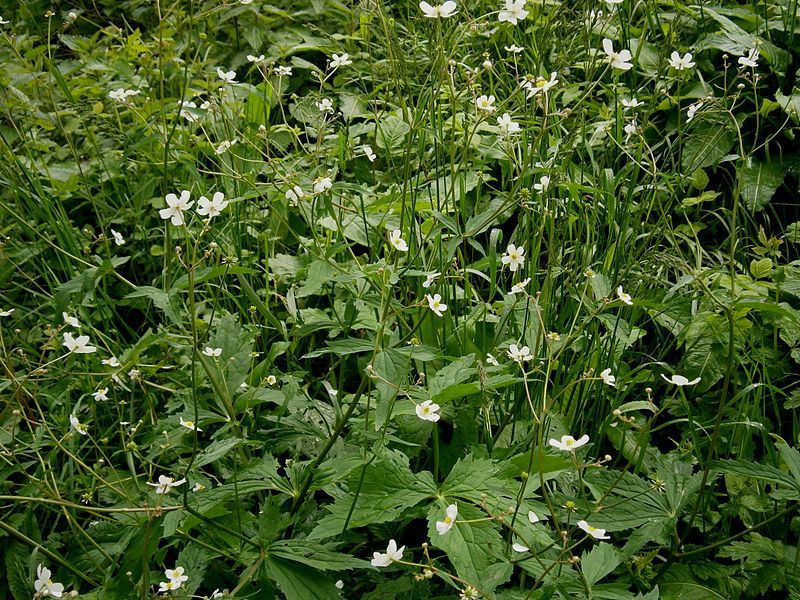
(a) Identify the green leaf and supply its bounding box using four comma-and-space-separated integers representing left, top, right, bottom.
267, 556, 340, 600
123, 286, 182, 326
269, 540, 369, 571
681, 120, 736, 172
176, 543, 214, 596
710, 459, 800, 496
194, 438, 243, 468
303, 337, 375, 359
749, 258, 773, 279
375, 114, 410, 151
581, 543, 621, 588
209, 314, 254, 392
428, 354, 476, 397
738, 157, 784, 212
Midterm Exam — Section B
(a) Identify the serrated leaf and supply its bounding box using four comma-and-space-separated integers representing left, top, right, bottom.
269, 540, 369, 571
267, 556, 340, 600
750, 258, 773, 279
303, 337, 374, 359
194, 438, 243, 468
581, 543, 621, 588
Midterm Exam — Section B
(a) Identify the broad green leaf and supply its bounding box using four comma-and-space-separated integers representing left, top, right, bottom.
582, 543, 621, 588
428, 354, 476, 397
193, 438, 243, 468
176, 543, 214, 596
269, 540, 369, 571
375, 114, 409, 151
303, 337, 375, 358
123, 286, 182, 325
209, 314, 254, 392
681, 121, 736, 172
710, 459, 800, 496
738, 157, 784, 212
267, 556, 340, 600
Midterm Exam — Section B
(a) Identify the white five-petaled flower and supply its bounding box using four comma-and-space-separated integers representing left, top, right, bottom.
507, 344, 533, 363
108, 88, 140, 102
275, 65, 293, 76
436, 503, 458, 535
202, 346, 222, 357
621, 97, 642, 110
661, 373, 701, 386
389, 229, 409, 252
285, 185, 305, 205
216, 68, 237, 83
738, 48, 759, 68
427, 294, 448, 317
497, 112, 521, 136
533, 175, 550, 193
180, 416, 202, 431
505, 44, 524, 54
416, 400, 441, 422
362, 144, 376, 162
330, 53, 353, 69
509, 277, 532, 295
197, 192, 229, 218
600, 368, 616, 387
247, 54, 265, 63
548, 434, 590, 452
476, 94, 496, 113
160, 190, 193, 226
498, 0, 529, 25
34, 564, 65, 598
93, 387, 109, 402
524, 72, 559, 98
63, 332, 97, 354
687, 101, 703, 123
110, 228, 125, 246
602, 38, 633, 70
577, 520, 610, 540
70, 414, 88, 435
316, 98, 334, 114
266, 375, 277, 386
147, 475, 187, 494
668, 51, 695, 70
501, 244, 525, 272
313, 177, 333, 194
422, 271, 440, 288
159, 566, 189, 592
419, 1, 458, 18
371, 539, 405, 567
62, 312, 80, 328
215, 139, 237, 155
616, 285, 633, 305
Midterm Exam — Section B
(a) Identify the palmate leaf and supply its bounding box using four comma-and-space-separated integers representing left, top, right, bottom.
582, 543, 621, 589
709, 459, 800, 497
427, 502, 512, 599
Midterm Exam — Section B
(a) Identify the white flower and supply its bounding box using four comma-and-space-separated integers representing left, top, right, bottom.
128, 368, 141, 381
275, 65, 293, 76
179, 100, 199, 122
180, 416, 202, 431
330, 53, 353, 69
93, 387, 109, 402
501, 244, 525, 272
528, 510, 546, 523
485, 353, 500, 366
600, 368, 616, 387
247, 54, 265, 63
110, 229, 125, 246
499, 0, 529, 24
160, 190, 193, 226
371, 539, 405, 567
512, 542, 530, 552
668, 51, 695, 70
0, 308, 14, 317
661, 373, 701, 386
509, 277, 531, 295
686, 101, 703, 123
389, 229, 408, 252
70, 414, 88, 435
62, 312, 80, 328
505, 44, 524, 54
335, 580, 344, 590
147, 475, 187, 494
285, 185, 305, 204
108, 88, 140, 102
436, 503, 458, 535
524, 72, 558, 98
63, 332, 97, 354
192, 482, 205, 492
422, 271, 440, 288
34, 564, 65, 598
624, 121, 638, 141
497, 112, 521, 136
476, 94, 496, 113
602, 38, 633, 70
507, 344, 533, 363
313, 177, 333, 194
266, 375, 277, 385
416, 400, 441, 422
577, 520, 610, 540
419, 1, 458, 18
616, 285, 633, 305
217, 68, 237, 83
738, 48, 759, 68
215, 139, 237, 155
621, 97, 642, 110
427, 294, 448, 317
316, 98, 334, 114
548, 434, 590, 451
197, 192, 229, 218
533, 175, 550, 194
202, 346, 222, 357
166, 566, 189, 586
362, 144, 376, 162
102, 356, 120, 367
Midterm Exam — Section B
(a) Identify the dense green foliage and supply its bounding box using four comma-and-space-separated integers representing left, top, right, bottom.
2, 0, 800, 598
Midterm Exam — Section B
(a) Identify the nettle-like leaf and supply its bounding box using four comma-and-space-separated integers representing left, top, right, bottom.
427, 502, 512, 598
208, 313, 254, 392
308, 449, 436, 540
581, 542, 621, 589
